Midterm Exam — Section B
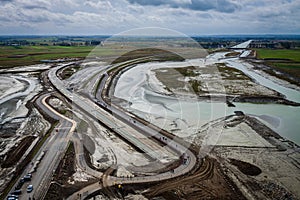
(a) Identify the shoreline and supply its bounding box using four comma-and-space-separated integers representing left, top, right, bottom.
112, 68, 300, 107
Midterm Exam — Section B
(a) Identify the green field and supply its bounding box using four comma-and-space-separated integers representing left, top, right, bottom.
272, 62, 300, 78
256, 49, 300, 62
255, 49, 300, 83
0, 46, 95, 68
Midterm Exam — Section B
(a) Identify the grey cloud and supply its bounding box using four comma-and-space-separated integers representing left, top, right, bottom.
0, 0, 14, 5
23, 5, 48, 10
0, 0, 298, 35
190, 0, 239, 13
127, 0, 239, 13
19, 0, 50, 8
127, 0, 167, 6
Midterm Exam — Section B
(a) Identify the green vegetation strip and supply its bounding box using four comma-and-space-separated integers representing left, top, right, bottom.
31, 121, 58, 157
256, 49, 300, 62
272, 62, 300, 69
0, 46, 95, 68
255, 49, 300, 80
66, 141, 74, 154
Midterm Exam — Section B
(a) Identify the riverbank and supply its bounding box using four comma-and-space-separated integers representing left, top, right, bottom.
111, 50, 300, 145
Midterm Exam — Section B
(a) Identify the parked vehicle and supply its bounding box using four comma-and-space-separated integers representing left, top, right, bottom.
15, 183, 22, 190
8, 194, 18, 198
19, 178, 25, 184
23, 174, 31, 181
27, 185, 33, 193
11, 190, 21, 195
15, 177, 26, 190
7, 197, 18, 200
7, 194, 18, 200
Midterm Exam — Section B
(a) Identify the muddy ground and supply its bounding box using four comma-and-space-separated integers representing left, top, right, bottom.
0, 94, 51, 196
154, 64, 280, 97
144, 157, 245, 200
213, 146, 300, 200
45, 142, 97, 200
97, 156, 245, 200
0, 136, 35, 168
153, 63, 300, 105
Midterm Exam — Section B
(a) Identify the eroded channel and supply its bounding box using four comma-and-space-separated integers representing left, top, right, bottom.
113, 52, 300, 145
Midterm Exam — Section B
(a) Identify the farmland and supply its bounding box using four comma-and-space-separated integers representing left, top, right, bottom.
256, 49, 300, 62
0, 46, 94, 68
255, 49, 300, 79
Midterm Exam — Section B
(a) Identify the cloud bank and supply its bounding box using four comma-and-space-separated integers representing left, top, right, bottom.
0, 0, 299, 35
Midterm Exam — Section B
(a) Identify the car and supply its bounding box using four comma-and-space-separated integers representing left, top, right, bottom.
8, 194, 18, 198
15, 178, 25, 190
27, 185, 33, 193
19, 178, 25, 184
11, 190, 21, 195
14, 182, 22, 190
7, 197, 18, 200
7, 194, 18, 200
23, 175, 31, 181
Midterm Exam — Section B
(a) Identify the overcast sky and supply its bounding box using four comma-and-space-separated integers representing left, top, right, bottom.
0, 0, 299, 35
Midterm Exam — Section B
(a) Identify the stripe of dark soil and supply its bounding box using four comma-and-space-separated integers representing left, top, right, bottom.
1, 136, 36, 168
244, 116, 282, 139
44, 142, 98, 199
45, 142, 76, 199
229, 158, 262, 176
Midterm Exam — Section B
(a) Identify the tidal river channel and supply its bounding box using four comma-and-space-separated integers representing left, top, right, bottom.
114, 52, 300, 145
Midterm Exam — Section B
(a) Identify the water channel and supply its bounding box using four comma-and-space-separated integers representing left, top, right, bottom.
114, 52, 300, 145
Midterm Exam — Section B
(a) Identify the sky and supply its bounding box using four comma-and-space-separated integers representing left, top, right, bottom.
0, 0, 299, 35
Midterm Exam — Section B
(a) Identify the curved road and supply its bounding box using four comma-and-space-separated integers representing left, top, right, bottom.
49, 62, 198, 200
7, 93, 76, 200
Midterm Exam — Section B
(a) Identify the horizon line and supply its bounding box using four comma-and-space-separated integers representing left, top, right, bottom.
0, 33, 300, 37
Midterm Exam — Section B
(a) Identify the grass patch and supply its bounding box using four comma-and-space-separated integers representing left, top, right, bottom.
0, 46, 95, 68
255, 49, 300, 83
66, 142, 74, 154
256, 49, 300, 62
267, 62, 300, 79
272, 62, 300, 69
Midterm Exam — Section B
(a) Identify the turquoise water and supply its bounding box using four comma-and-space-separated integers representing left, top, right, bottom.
114, 56, 300, 145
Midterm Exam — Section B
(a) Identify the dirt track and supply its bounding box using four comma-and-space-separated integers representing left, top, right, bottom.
144, 157, 245, 200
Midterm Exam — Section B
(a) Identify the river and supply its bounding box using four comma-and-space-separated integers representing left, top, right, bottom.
113, 52, 300, 145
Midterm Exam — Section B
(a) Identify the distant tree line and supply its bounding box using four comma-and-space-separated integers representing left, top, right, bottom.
0, 40, 103, 46
0, 36, 299, 49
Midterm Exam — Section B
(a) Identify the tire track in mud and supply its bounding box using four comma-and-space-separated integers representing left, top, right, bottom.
145, 158, 214, 197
